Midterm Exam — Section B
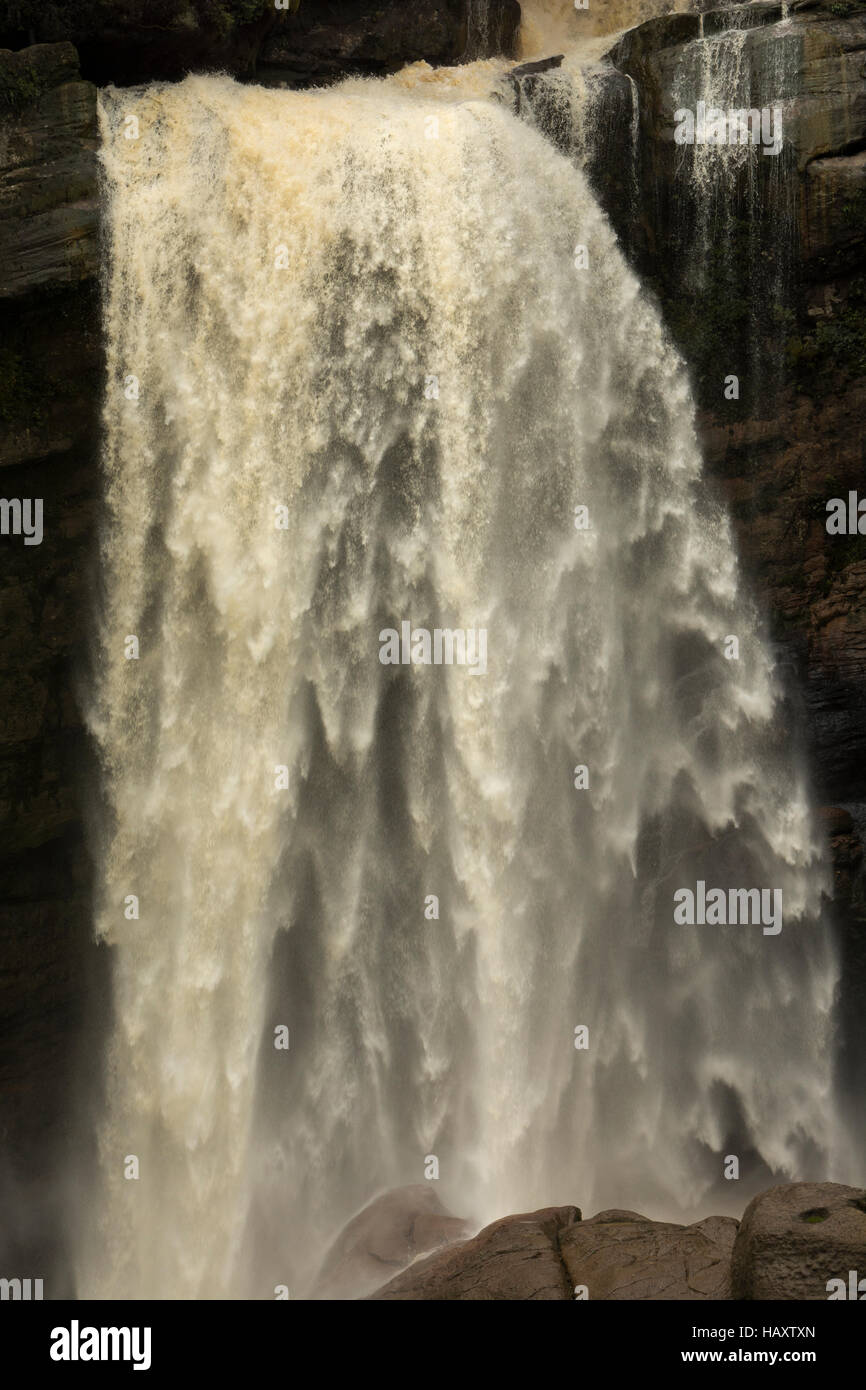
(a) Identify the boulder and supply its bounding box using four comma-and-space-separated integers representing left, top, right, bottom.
312, 1185, 470, 1299
560, 1208, 738, 1300
369, 1204, 581, 1300
731, 1182, 866, 1299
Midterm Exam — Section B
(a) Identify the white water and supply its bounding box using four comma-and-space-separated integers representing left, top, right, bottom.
519, 0, 695, 55
82, 10, 841, 1301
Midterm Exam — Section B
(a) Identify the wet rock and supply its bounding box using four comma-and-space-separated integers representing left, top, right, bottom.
560, 1208, 739, 1300
0, 44, 98, 299
369, 1204, 581, 1300
731, 1182, 866, 1299
507, 54, 565, 81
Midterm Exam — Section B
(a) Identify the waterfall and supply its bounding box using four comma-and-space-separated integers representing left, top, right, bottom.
82, 39, 841, 1301
518, 0, 697, 54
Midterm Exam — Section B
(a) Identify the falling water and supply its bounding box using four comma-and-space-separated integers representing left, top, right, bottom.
668, 8, 802, 398
82, 22, 841, 1301
465, 0, 492, 61
671, 23, 752, 291
518, 0, 697, 54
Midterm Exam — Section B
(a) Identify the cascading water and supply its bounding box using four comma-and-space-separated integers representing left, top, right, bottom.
81, 5, 843, 1300
518, 0, 695, 53
465, 0, 492, 61
664, 6, 802, 400
671, 20, 752, 291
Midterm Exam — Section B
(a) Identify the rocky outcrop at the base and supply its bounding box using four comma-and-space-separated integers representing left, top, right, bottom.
312, 1185, 470, 1300
560, 1209, 739, 1299
369, 1205, 581, 1300
732, 1182, 866, 1299
363, 1184, 866, 1299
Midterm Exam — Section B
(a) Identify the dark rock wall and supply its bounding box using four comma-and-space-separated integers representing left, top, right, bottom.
0, 1, 520, 86
0, 41, 102, 1280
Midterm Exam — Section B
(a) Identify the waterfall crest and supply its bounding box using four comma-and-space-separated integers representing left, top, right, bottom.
84, 50, 839, 1298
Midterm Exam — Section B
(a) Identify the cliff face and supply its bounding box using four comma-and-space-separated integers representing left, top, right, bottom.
0, 41, 100, 1278
0, 0, 521, 86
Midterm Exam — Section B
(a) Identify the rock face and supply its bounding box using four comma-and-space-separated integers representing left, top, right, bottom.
0, 39, 101, 1285
731, 1182, 866, 1299
312, 1185, 470, 1300
0, 1, 520, 87
260, 0, 521, 85
560, 1209, 739, 1300
0, 44, 97, 300
0, 42, 100, 470
592, 2, 866, 411
369, 1205, 581, 1300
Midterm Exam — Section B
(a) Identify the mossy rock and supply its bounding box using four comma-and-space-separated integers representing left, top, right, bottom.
0, 43, 80, 111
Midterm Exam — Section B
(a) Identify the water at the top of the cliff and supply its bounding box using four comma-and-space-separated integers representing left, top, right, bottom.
517, 0, 697, 59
